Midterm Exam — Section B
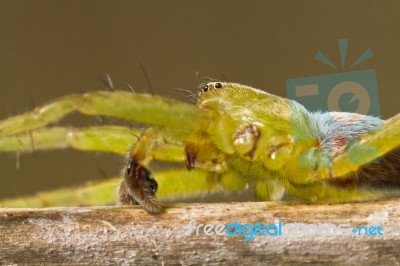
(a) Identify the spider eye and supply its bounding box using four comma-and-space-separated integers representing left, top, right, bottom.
215, 82, 222, 88
202, 85, 209, 93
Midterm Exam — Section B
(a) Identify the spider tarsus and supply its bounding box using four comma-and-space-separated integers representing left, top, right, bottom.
131, 190, 161, 214
119, 157, 161, 214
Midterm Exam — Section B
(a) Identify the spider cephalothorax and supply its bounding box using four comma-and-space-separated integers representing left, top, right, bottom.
0, 81, 399, 211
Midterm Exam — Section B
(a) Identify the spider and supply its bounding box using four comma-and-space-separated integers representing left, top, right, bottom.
0, 81, 399, 213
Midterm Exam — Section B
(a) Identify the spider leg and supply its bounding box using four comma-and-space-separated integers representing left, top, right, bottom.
0, 126, 139, 154
127, 127, 186, 165
0, 91, 206, 138
331, 113, 400, 177
121, 165, 221, 213
119, 127, 183, 213
0, 177, 122, 208
119, 127, 226, 213
152, 168, 218, 201
0, 168, 219, 208
283, 178, 387, 203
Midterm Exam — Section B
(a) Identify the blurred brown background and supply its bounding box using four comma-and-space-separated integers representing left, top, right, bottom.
0, 0, 399, 200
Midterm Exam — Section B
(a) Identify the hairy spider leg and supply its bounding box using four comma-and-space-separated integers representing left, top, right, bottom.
283, 178, 385, 203
120, 127, 226, 213
0, 90, 207, 138
330, 113, 400, 178
0, 126, 139, 154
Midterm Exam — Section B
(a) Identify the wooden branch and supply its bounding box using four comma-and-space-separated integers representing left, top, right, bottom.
0, 200, 399, 265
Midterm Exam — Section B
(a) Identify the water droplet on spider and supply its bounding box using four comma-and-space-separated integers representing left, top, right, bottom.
270, 152, 277, 160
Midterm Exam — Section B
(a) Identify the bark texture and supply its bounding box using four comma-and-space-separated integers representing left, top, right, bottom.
0, 200, 399, 265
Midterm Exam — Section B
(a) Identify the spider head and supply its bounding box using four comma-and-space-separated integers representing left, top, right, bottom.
197, 82, 237, 106
198, 82, 224, 95
197, 81, 259, 99
197, 82, 228, 109
197, 81, 261, 110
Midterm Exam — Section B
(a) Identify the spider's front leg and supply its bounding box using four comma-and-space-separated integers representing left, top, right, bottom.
119, 156, 160, 212
118, 127, 227, 213
118, 127, 185, 213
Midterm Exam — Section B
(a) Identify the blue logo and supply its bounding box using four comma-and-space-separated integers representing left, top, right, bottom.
286, 39, 382, 167
287, 39, 380, 117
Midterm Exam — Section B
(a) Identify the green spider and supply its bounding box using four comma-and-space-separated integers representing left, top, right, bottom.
0, 81, 399, 213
